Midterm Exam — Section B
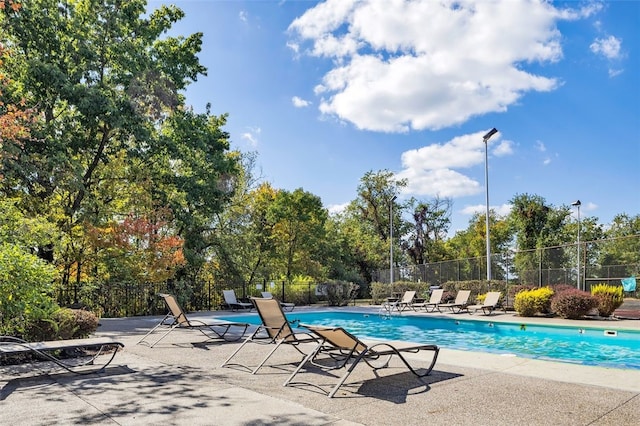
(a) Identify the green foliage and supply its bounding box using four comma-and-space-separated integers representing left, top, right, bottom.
590, 283, 624, 317
0, 243, 58, 336
550, 289, 597, 319
0, 0, 232, 301
599, 214, 640, 267
404, 196, 451, 265
316, 280, 359, 306
514, 287, 554, 317
23, 308, 99, 341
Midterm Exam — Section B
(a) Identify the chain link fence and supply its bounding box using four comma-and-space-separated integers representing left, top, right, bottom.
374, 235, 639, 295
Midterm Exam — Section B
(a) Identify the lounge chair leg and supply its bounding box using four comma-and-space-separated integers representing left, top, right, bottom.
148, 324, 180, 348
252, 339, 286, 374
136, 313, 173, 345
327, 352, 367, 398
283, 341, 323, 387
221, 331, 258, 367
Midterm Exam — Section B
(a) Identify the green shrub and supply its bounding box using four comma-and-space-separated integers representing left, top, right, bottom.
23, 308, 100, 341
514, 290, 537, 316
591, 283, 624, 317
316, 280, 360, 306
514, 287, 554, 317
0, 243, 58, 337
550, 289, 597, 319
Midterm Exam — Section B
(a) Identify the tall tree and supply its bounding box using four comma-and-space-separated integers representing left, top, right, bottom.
0, 1, 236, 293
404, 196, 451, 265
599, 213, 640, 269
269, 188, 328, 282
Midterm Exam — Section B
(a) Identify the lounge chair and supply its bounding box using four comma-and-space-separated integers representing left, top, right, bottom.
221, 297, 318, 374
136, 293, 249, 347
261, 291, 295, 311
413, 289, 444, 312
283, 324, 439, 398
382, 290, 416, 312
0, 335, 124, 375
467, 291, 502, 315
223, 289, 254, 311
437, 290, 471, 313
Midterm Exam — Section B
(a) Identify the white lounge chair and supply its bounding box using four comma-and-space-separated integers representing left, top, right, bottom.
413, 289, 444, 312
437, 290, 471, 313
382, 290, 416, 312
223, 289, 254, 311
468, 291, 502, 315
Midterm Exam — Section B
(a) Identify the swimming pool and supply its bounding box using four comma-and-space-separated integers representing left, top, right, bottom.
218, 310, 640, 370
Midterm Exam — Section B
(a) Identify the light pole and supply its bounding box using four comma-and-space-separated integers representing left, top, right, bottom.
572, 200, 581, 290
390, 195, 397, 284
482, 128, 498, 283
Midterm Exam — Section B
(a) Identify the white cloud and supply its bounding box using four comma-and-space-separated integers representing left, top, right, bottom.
492, 141, 513, 157
461, 203, 513, 217
535, 141, 547, 152
608, 68, 623, 78
327, 202, 349, 215
286, 0, 592, 132
543, 157, 551, 166
590, 35, 622, 60
292, 96, 311, 108
241, 127, 261, 148
239, 10, 248, 23
395, 129, 511, 198
585, 201, 598, 212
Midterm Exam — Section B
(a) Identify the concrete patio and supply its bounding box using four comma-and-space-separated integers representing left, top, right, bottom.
1, 307, 639, 425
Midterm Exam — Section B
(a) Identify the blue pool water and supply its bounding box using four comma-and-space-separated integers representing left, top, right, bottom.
219, 311, 640, 370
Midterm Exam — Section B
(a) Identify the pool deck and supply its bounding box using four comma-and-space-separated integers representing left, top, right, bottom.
2, 306, 639, 425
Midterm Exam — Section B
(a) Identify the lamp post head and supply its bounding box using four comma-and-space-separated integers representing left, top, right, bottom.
571, 200, 581, 207
482, 128, 498, 142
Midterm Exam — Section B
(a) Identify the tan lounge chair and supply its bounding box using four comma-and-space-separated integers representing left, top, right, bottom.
413, 289, 444, 312
383, 290, 417, 312
261, 291, 295, 312
438, 290, 471, 313
1, 335, 123, 375
468, 291, 502, 315
221, 297, 318, 374
223, 289, 254, 311
136, 293, 249, 347
284, 324, 439, 398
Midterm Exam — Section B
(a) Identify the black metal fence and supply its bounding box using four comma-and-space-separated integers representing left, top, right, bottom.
64, 279, 330, 318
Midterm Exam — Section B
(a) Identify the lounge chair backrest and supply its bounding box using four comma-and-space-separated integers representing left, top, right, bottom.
483, 291, 501, 306
223, 290, 239, 305
401, 291, 416, 303
261, 292, 273, 299
251, 297, 295, 341
429, 289, 444, 303
455, 290, 471, 304
304, 325, 367, 353
159, 293, 190, 326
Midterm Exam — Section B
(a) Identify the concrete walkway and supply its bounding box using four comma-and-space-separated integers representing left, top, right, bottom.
1, 308, 639, 425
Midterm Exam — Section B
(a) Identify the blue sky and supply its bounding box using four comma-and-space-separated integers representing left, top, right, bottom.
149, 0, 639, 235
